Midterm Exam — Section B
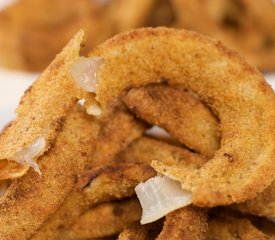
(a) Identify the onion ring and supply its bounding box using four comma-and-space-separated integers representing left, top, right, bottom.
89, 27, 275, 206
0, 30, 85, 180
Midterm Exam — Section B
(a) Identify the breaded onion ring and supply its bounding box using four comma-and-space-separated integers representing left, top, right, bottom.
0, 30, 84, 180
88, 27, 275, 206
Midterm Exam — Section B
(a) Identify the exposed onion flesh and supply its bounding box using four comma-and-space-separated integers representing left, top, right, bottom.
70, 56, 104, 93
86, 101, 103, 116
12, 136, 45, 175
135, 175, 192, 224
145, 125, 172, 139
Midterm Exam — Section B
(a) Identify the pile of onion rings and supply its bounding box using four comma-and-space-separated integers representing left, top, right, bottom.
0, 27, 275, 239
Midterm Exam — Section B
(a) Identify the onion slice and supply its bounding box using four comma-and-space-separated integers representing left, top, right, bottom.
70, 56, 104, 93
11, 136, 45, 175
86, 101, 103, 116
135, 175, 192, 224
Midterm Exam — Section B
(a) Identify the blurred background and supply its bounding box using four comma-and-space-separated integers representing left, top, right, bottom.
0, 0, 274, 130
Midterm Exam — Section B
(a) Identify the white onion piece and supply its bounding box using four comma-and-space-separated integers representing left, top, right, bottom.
145, 126, 172, 139
135, 175, 192, 224
70, 57, 104, 93
86, 101, 103, 116
12, 136, 46, 175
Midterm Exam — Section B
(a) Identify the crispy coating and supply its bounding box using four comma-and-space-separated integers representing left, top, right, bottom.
0, 30, 84, 180
171, 0, 275, 71
66, 198, 141, 239
118, 136, 208, 169
123, 85, 220, 157
234, 180, 275, 217
118, 221, 163, 240
81, 163, 156, 204
118, 224, 149, 240
88, 107, 146, 168
89, 27, 275, 206
31, 163, 155, 239
0, 106, 100, 239
156, 206, 208, 240
207, 211, 275, 240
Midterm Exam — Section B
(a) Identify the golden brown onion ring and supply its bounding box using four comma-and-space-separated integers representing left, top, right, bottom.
89, 27, 275, 207
0, 30, 85, 180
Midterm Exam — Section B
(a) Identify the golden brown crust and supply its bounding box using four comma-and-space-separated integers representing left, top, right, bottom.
118, 224, 149, 240
67, 198, 141, 239
207, 211, 274, 240
123, 85, 220, 157
171, 0, 275, 71
0, 106, 100, 239
234, 180, 275, 217
156, 206, 208, 240
118, 136, 208, 169
88, 107, 146, 168
89, 27, 275, 206
31, 163, 155, 240
0, 30, 85, 180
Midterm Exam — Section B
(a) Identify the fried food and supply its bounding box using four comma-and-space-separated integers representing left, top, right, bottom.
118, 206, 207, 240
207, 210, 275, 240
31, 163, 155, 239
89, 27, 275, 206
171, 0, 275, 71
0, 30, 84, 180
88, 106, 146, 168
0, 105, 100, 239
118, 136, 208, 168
118, 224, 149, 240
123, 84, 220, 157
66, 198, 141, 239
157, 206, 208, 240
234, 180, 275, 217
122, 86, 275, 217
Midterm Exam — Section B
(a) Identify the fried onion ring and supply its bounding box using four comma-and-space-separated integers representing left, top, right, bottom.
0, 30, 84, 180
88, 27, 275, 207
